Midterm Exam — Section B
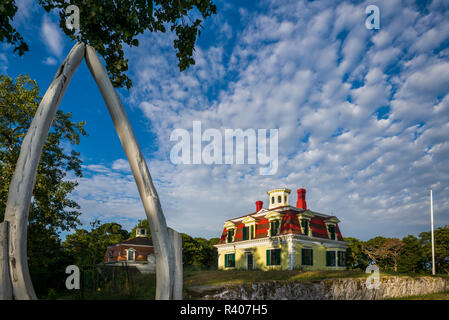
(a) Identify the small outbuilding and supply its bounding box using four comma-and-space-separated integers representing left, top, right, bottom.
104, 226, 156, 274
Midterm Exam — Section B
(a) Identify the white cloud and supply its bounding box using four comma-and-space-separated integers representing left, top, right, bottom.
0, 53, 7, 73
73, 0, 449, 240
42, 56, 58, 66
41, 16, 64, 58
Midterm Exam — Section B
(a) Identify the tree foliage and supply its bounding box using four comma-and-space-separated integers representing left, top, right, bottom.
182, 233, 218, 269
348, 226, 449, 274
5, 0, 217, 89
63, 220, 130, 266
0, 0, 28, 55
0, 74, 86, 229
420, 226, 449, 274
344, 237, 367, 270
0, 74, 87, 296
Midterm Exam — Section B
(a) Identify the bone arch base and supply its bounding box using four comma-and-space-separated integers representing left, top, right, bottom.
1, 42, 182, 300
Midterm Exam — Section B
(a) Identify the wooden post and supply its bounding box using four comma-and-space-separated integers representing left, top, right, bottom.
85, 45, 174, 300
3, 42, 86, 299
168, 228, 183, 299
0, 222, 12, 299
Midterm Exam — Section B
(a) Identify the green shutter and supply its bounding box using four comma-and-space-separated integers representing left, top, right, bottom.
301, 248, 305, 265
225, 254, 228, 268
243, 227, 248, 240
231, 254, 235, 267
276, 249, 281, 265
311, 249, 313, 266
266, 249, 271, 266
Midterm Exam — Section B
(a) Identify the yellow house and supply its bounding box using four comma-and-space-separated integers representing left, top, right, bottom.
214, 188, 348, 271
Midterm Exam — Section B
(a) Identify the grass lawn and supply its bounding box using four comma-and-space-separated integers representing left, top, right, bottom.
46, 269, 447, 299
184, 269, 372, 287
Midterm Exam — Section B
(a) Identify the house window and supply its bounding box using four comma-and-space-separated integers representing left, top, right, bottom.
326, 251, 336, 267
266, 248, 281, 266
108, 250, 113, 259
243, 226, 249, 241
224, 253, 235, 268
277, 195, 282, 203
250, 225, 255, 239
301, 248, 313, 266
244, 225, 255, 240
270, 220, 280, 237
301, 219, 309, 236
328, 225, 336, 240
127, 249, 135, 261
337, 251, 346, 267
284, 195, 287, 203
227, 229, 234, 243
271, 196, 275, 204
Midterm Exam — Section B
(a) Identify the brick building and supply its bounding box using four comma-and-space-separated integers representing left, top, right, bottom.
104, 226, 156, 273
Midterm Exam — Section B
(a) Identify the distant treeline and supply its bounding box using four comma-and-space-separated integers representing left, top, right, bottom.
345, 225, 449, 274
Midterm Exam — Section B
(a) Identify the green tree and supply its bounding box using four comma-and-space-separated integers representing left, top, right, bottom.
0, 74, 86, 296
398, 235, 425, 273
420, 225, 449, 274
181, 233, 218, 269
63, 220, 129, 267
344, 237, 367, 270
362, 236, 403, 271
0, 0, 28, 55
4, 0, 217, 88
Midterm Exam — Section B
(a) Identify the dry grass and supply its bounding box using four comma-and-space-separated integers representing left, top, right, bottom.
183, 269, 368, 287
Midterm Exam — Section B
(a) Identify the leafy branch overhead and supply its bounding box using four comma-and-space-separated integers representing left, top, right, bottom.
5, 0, 216, 89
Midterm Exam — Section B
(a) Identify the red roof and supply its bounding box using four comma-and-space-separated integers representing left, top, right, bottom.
117, 236, 153, 246
217, 207, 344, 244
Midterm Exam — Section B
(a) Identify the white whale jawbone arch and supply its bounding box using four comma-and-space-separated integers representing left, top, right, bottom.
1, 42, 179, 300
3, 42, 86, 300
84, 45, 175, 300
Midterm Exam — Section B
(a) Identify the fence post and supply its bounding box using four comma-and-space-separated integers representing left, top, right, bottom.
0, 222, 12, 299
168, 228, 183, 300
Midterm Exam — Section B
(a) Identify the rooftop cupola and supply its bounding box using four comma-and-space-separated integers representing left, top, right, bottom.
267, 188, 291, 209
136, 226, 147, 237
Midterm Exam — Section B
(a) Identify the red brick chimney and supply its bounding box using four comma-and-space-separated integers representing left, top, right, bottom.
255, 200, 263, 212
296, 188, 307, 210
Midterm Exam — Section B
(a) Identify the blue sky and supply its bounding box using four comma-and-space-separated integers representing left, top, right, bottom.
2, 0, 449, 240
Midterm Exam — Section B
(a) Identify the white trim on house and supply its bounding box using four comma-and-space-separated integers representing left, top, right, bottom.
214, 234, 348, 252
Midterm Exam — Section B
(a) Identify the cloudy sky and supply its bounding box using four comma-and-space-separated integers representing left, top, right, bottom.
3, 0, 449, 240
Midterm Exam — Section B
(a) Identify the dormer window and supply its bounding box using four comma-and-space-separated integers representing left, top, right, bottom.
301, 219, 309, 236
270, 220, 280, 236
242, 225, 255, 240
324, 217, 339, 241
328, 225, 335, 240
243, 226, 249, 240
227, 229, 235, 243
328, 225, 336, 240
277, 196, 282, 203
297, 211, 313, 236
271, 197, 275, 204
